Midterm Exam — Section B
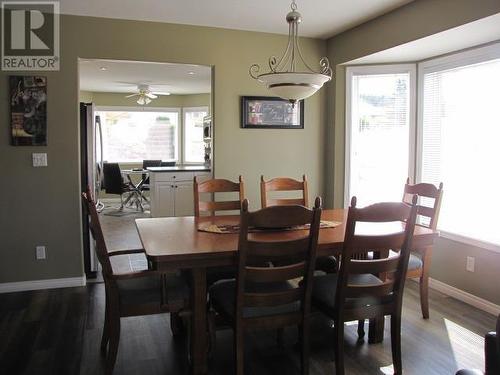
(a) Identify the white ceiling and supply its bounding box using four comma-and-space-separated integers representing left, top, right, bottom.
78, 59, 211, 95
347, 13, 500, 64
60, 0, 414, 39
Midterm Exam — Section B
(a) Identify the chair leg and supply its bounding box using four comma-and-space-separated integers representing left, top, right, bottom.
357, 319, 365, 340
100, 298, 110, 355
333, 320, 345, 375
106, 314, 121, 375
390, 314, 403, 375
419, 273, 430, 319
234, 325, 244, 375
300, 322, 310, 375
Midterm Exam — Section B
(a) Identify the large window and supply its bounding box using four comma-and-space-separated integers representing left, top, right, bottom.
183, 107, 208, 164
418, 45, 500, 247
96, 108, 180, 163
345, 65, 415, 207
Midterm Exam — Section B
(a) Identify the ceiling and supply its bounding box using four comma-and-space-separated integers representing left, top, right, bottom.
347, 13, 500, 64
79, 59, 211, 95
60, 0, 414, 39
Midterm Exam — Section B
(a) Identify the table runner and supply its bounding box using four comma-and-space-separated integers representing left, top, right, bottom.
198, 220, 342, 234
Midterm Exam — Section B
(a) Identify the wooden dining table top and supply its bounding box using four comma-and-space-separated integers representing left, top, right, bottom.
135, 209, 438, 265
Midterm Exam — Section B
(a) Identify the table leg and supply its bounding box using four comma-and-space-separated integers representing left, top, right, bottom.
191, 267, 208, 375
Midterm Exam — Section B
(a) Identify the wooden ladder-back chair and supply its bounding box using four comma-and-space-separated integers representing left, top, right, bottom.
194, 176, 245, 217
311, 196, 418, 375
261, 175, 337, 274
260, 175, 309, 208
403, 177, 443, 319
209, 198, 322, 375
81, 187, 190, 375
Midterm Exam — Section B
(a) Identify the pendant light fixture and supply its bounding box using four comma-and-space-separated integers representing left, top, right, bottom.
249, 0, 332, 104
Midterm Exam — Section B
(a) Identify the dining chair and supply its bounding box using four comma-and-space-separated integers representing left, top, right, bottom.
260, 175, 337, 274
81, 187, 191, 375
193, 175, 245, 217
141, 159, 162, 192
208, 198, 322, 375
260, 175, 309, 208
102, 163, 134, 210
311, 196, 418, 375
193, 176, 245, 285
402, 177, 443, 319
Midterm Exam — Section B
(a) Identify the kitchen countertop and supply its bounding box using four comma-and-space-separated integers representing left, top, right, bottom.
147, 165, 211, 172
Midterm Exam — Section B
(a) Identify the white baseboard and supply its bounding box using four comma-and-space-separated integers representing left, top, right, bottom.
0, 276, 87, 294
425, 277, 500, 316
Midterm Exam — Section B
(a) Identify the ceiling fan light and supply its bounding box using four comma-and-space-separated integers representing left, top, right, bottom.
137, 96, 145, 105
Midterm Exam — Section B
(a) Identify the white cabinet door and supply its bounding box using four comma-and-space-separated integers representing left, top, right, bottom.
152, 182, 175, 217
174, 181, 194, 217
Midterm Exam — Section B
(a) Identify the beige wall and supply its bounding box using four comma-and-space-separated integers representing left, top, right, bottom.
0, 15, 327, 283
325, 0, 500, 305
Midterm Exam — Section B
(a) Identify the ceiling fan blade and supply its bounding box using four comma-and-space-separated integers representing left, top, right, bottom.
152, 91, 170, 96
125, 93, 139, 98
145, 93, 157, 99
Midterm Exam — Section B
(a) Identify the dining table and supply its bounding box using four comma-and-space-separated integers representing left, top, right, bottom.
135, 208, 438, 375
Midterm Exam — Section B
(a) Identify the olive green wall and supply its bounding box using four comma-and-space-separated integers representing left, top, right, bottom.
0, 15, 327, 284
325, 0, 500, 305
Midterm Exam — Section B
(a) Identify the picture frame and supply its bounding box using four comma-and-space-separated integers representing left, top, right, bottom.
9, 76, 48, 146
241, 96, 304, 129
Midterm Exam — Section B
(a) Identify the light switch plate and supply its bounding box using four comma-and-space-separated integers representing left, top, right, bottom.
32, 153, 47, 167
466, 256, 475, 272
36, 246, 46, 260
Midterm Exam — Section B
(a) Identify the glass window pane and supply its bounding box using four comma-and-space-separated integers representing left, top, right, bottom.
421, 58, 500, 245
348, 72, 411, 207
184, 107, 208, 163
96, 110, 179, 163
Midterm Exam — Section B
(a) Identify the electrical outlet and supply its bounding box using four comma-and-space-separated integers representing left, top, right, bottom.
32, 153, 48, 167
36, 246, 46, 260
466, 256, 475, 272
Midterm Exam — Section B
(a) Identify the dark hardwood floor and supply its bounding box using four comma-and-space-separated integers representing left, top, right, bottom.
0, 281, 495, 375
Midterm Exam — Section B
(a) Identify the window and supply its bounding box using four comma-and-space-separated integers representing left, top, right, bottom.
183, 107, 208, 163
96, 108, 180, 163
345, 65, 416, 207
418, 45, 500, 247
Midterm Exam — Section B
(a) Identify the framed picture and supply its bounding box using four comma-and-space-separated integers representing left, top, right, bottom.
241, 96, 304, 129
9, 76, 47, 146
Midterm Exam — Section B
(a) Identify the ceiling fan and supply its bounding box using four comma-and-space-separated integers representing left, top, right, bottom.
125, 84, 170, 105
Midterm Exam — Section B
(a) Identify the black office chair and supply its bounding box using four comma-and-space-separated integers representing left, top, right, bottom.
141, 160, 162, 191
102, 163, 133, 210
456, 314, 499, 375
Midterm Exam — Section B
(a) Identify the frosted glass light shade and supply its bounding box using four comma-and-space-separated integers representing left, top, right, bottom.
257, 72, 331, 102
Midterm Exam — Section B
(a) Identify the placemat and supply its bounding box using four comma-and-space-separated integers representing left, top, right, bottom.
198, 220, 342, 234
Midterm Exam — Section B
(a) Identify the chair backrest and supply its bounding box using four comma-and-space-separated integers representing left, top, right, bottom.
235, 198, 322, 329
193, 176, 245, 217
260, 175, 309, 208
81, 187, 113, 277
403, 178, 443, 229
142, 159, 162, 182
335, 196, 418, 317
102, 163, 124, 195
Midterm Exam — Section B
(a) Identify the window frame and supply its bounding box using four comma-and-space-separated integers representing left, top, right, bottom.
344, 64, 417, 207
94, 105, 182, 164
416, 42, 500, 253
181, 106, 209, 165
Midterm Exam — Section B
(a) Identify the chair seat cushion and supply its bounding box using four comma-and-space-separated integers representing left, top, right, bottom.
206, 265, 237, 286
367, 251, 423, 271
117, 271, 189, 309
315, 256, 338, 273
312, 273, 383, 311
209, 279, 299, 320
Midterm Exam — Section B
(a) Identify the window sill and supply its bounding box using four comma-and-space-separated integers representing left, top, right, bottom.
439, 230, 500, 254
